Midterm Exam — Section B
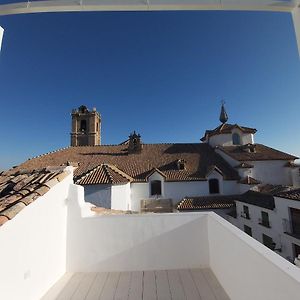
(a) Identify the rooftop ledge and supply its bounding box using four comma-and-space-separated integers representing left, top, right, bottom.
0, 181, 300, 299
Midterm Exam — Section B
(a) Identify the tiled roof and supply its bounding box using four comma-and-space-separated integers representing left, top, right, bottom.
239, 176, 261, 185
76, 164, 132, 185
10, 143, 239, 183
276, 189, 300, 201
235, 162, 254, 169
237, 190, 275, 210
201, 123, 257, 141
177, 195, 238, 211
284, 162, 300, 168
217, 144, 298, 161
0, 168, 69, 226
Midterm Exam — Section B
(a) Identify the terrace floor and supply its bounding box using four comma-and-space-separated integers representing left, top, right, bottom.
42, 268, 230, 300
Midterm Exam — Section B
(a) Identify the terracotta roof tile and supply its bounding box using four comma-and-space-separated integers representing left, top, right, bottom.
201, 123, 257, 141
177, 195, 238, 211
218, 144, 297, 161
239, 176, 261, 185
0, 168, 69, 226
77, 164, 132, 185
0, 216, 9, 226
276, 189, 300, 201
11, 143, 239, 184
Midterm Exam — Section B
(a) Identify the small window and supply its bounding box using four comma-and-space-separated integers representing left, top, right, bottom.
96, 122, 99, 131
232, 133, 241, 145
209, 179, 219, 194
244, 225, 252, 237
242, 205, 250, 219
260, 211, 270, 228
151, 180, 162, 196
262, 234, 274, 250
80, 120, 87, 132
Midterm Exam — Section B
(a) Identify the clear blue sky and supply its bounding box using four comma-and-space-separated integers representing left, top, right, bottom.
0, 10, 299, 170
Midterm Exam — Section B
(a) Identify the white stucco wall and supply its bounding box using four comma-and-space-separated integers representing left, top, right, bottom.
275, 197, 300, 260
131, 178, 239, 210
251, 160, 292, 185
0, 171, 73, 300
228, 198, 300, 263
111, 183, 131, 211
209, 213, 300, 300
215, 148, 239, 167
66, 193, 210, 272
84, 184, 111, 208
291, 167, 300, 188
208, 130, 253, 147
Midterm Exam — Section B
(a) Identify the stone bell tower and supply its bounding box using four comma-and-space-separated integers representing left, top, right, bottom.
70, 105, 101, 146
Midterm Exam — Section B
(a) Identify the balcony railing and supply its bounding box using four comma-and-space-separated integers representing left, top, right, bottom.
259, 218, 271, 228
241, 212, 250, 220
283, 218, 300, 239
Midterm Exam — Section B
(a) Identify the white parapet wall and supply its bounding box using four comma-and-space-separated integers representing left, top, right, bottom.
67, 184, 210, 272
0, 172, 73, 300
208, 213, 300, 300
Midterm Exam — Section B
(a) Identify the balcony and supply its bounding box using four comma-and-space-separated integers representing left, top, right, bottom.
259, 218, 271, 228
1, 184, 300, 300
283, 218, 300, 239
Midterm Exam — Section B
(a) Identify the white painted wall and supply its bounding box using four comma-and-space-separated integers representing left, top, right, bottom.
208, 213, 300, 300
0, 171, 73, 300
251, 160, 292, 185
275, 196, 300, 260
208, 130, 253, 147
84, 184, 111, 208
111, 183, 131, 211
215, 148, 239, 167
291, 167, 300, 188
228, 198, 300, 263
66, 194, 210, 272
131, 179, 240, 210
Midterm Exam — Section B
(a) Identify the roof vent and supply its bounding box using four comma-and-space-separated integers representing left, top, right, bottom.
177, 159, 186, 170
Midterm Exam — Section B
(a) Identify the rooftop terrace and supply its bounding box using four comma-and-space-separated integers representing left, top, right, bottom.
0, 170, 300, 299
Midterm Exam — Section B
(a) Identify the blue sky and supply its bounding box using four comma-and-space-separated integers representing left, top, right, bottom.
0, 10, 299, 170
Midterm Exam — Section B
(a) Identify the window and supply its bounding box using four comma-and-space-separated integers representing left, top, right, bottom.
209, 179, 219, 194
259, 211, 270, 228
242, 205, 250, 219
244, 225, 252, 237
96, 122, 99, 131
80, 120, 87, 132
151, 180, 162, 196
262, 234, 274, 250
232, 133, 241, 145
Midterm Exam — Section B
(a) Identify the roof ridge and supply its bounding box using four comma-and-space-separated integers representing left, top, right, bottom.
105, 164, 133, 181
103, 164, 114, 184
28, 146, 70, 161
75, 164, 103, 184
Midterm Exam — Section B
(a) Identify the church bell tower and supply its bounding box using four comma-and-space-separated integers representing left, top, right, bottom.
70, 105, 101, 146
